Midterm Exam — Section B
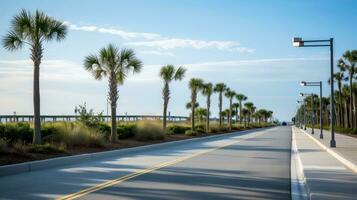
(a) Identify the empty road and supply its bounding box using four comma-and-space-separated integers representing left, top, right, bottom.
0, 126, 292, 200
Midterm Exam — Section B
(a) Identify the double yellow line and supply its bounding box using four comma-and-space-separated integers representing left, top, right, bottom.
57, 130, 266, 200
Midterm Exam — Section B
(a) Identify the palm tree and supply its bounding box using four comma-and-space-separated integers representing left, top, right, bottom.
188, 78, 204, 131
159, 65, 186, 130
244, 102, 254, 126
329, 72, 347, 127
195, 108, 208, 124
268, 110, 274, 123
213, 83, 227, 127
232, 103, 240, 124
201, 83, 213, 132
341, 85, 350, 128
84, 44, 142, 142
236, 94, 247, 124
338, 50, 357, 128
225, 88, 236, 130
241, 108, 249, 128
2, 9, 67, 144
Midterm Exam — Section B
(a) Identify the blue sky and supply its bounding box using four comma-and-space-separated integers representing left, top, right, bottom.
0, 0, 356, 121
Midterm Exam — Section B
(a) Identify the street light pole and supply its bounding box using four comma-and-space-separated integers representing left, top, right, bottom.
297, 100, 306, 130
300, 93, 314, 133
319, 81, 323, 138
301, 81, 323, 138
293, 37, 336, 147
329, 38, 336, 147
311, 93, 314, 134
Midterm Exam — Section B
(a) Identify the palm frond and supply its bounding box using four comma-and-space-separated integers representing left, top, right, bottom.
159, 65, 175, 81
2, 31, 23, 51
174, 66, 186, 80
11, 9, 32, 40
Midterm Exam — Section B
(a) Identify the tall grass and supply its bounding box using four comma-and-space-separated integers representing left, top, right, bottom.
55, 122, 105, 147
135, 121, 165, 141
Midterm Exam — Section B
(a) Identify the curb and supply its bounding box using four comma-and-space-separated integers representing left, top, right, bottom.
291, 127, 309, 200
0, 127, 272, 177
300, 128, 357, 173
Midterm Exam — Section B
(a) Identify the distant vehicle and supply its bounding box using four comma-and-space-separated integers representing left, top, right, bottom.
281, 122, 287, 126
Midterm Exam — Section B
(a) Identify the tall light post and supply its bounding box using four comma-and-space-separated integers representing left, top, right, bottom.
297, 100, 305, 129
301, 81, 323, 139
300, 93, 314, 134
293, 37, 336, 147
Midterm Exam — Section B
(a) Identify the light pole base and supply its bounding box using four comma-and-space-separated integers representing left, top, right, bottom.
330, 140, 336, 148
320, 134, 323, 139
312, 130, 314, 134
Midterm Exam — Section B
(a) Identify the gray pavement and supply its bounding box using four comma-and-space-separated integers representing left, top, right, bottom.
293, 127, 357, 200
0, 127, 291, 200
77, 126, 292, 200
304, 127, 357, 165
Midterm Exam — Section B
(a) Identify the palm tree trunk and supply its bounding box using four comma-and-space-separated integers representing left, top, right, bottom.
350, 77, 354, 129
219, 93, 222, 127
235, 107, 238, 124
31, 44, 42, 144
354, 92, 357, 129
162, 82, 169, 130
206, 95, 210, 133
338, 85, 343, 127
109, 72, 118, 142
191, 91, 196, 131
239, 101, 242, 124
229, 98, 232, 130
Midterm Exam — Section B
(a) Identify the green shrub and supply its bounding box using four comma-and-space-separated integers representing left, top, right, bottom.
56, 122, 105, 147
185, 130, 198, 136
209, 125, 220, 133
94, 123, 111, 140
117, 123, 137, 139
28, 143, 66, 154
12, 141, 27, 153
135, 121, 165, 141
195, 124, 205, 133
0, 138, 7, 153
41, 123, 60, 139
0, 123, 33, 144
167, 125, 190, 134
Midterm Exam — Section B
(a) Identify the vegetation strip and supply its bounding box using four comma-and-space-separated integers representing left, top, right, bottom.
56, 129, 268, 200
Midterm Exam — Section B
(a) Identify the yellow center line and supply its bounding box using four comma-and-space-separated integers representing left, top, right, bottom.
57, 131, 266, 200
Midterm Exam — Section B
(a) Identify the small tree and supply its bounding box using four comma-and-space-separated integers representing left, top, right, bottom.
159, 65, 186, 130
188, 78, 204, 131
2, 9, 67, 144
84, 44, 142, 142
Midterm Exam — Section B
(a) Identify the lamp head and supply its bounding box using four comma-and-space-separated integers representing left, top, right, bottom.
293, 37, 304, 47
299, 92, 304, 97
300, 81, 307, 86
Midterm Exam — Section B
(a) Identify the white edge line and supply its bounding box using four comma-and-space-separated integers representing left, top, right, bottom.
300, 127, 357, 173
291, 127, 309, 200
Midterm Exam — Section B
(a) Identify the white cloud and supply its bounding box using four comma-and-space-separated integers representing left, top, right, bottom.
127, 39, 241, 50
64, 21, 253, 52
64, 21, 162, 40
139, 50, 175, 57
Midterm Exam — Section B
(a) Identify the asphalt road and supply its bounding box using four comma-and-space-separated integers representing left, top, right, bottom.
0, 126, 292, 200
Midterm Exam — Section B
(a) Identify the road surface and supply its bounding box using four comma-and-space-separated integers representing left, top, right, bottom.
0, 126, 292, 200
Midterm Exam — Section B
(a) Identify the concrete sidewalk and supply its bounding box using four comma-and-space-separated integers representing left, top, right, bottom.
292, 127, 357, 200
304, 127, 357, 166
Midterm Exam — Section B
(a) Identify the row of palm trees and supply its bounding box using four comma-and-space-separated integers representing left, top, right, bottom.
2, 9, 274, 144
184, 78, 273, 132
296, 50, 357, 129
